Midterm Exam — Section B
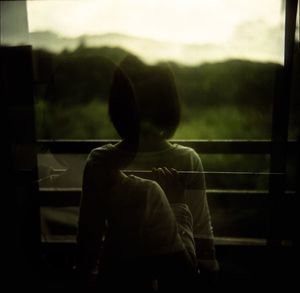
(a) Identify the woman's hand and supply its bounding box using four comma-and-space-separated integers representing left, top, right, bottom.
152, 167, 186, 204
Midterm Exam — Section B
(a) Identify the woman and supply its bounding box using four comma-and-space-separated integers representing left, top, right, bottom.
76, 55, 217, 291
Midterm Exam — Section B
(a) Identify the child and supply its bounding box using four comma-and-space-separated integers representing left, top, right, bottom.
107, 55, 219, 273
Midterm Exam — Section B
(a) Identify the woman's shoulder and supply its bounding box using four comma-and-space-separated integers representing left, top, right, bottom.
127, 175, 167, 201
172, 143, 198, 155
170, 143, 201, 161
169, 143, 203, 171
87, 143, 116, 162
127, 174, 161, 192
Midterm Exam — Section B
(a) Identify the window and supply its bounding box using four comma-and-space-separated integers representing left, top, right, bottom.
4, 0, 293, 241
26, 0, 285, 140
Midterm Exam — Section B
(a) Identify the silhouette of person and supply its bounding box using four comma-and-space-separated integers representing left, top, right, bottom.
76, 55, 217, 291
107, 55, 219, 273
76, 58, 198, 292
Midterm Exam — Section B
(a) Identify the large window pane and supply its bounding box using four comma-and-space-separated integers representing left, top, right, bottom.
25, 0, 293, 241
27, 0, 285, 140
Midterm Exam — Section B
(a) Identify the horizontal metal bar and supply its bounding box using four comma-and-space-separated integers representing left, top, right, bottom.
36, 139, 298, 154
38, 169, 284, 191
40, 235, 293, 247
40, 235, 268, 246
38, 188, 295, 207
48, 169, 284, 176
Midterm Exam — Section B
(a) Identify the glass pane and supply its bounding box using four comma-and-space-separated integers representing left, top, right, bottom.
27, 0, 288, 241
27, 0, 285, 140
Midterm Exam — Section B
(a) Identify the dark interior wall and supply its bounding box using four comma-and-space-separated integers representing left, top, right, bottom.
1, 1, 40, 288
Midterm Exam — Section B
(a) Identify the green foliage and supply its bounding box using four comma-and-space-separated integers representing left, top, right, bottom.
33, 46, 282, 140
171, 60, 281, 111
175, 105, 272, 139
35, 99, 118, 139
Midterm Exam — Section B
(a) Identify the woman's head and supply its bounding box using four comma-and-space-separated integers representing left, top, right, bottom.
109, 55, 181, 140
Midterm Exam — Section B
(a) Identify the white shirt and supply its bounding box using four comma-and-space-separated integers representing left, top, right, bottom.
84, 143, 218, 271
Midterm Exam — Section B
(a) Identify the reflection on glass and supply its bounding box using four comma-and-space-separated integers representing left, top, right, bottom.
26, 0, 285, 140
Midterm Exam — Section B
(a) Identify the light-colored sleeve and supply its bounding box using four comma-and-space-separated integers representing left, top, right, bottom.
170, 203, 197, 266
142, 181, 185, 256
185, 150, 219, 272
185, 150, 212, 237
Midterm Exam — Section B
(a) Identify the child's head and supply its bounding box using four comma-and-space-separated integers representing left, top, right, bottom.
109, 55, 181, 140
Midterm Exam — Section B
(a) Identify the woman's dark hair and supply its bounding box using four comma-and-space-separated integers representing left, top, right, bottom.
109, 55, 181, 139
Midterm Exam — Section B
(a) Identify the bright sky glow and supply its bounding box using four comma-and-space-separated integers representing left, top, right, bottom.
26, 0, 285, 64
27, 0, 283, 43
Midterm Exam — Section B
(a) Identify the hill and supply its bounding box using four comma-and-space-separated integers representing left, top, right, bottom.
34, 46, 281, 110
30, 31, 238, 65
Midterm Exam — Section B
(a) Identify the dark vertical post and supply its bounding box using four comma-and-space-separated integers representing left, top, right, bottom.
295, 129, 300, 248
2, 45, 40, 287
267, 1, 298, 287
2, 1, 41, 287
269, 0, 298, 243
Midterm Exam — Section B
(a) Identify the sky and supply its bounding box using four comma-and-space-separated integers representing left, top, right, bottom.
25, 0, 287, 64
26, 0, 284, 43
2, 0, 289, 64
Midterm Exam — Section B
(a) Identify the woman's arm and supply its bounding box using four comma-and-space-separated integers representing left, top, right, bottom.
152, 167, 197, 267
185, 151, 219, 272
